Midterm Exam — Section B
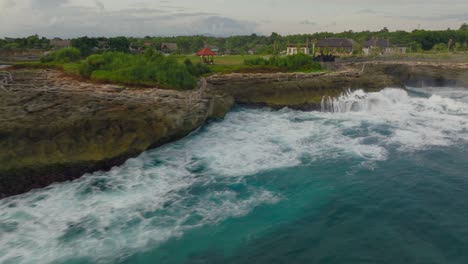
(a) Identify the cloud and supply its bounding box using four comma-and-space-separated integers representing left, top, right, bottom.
0, 2, 256, 38
387, 12, 468, 22
2, 0, 468, 37
30, 0, 69, 8
437, 13, 468, 21
93, 0, 104, 12
2, 0, 15, 8
193, 16, 258, 36
357, 9, 378, 14
300, 20, 317, 26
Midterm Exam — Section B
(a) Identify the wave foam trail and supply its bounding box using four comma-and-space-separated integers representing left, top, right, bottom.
1, 87, 468, 263
321, 88, 411, 113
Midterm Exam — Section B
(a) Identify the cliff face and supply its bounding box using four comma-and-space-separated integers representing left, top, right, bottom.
206, 62, 468, 110
0, 70, 233, 197
351, 62, 468, 88
206, 71, 401, 110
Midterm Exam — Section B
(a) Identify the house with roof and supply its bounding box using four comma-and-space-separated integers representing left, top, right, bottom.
363, 38, 407, 55
143, 41, 154, 48
161, 43, 178, 54
50, 38, 71, 49
286, 44, 310, 55
314, 38, 355, 56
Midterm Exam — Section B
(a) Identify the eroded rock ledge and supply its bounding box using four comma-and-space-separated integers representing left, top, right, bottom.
206, 70, 400, 110
0, 69, 233, 197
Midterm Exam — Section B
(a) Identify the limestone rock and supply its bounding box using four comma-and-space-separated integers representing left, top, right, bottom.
0, 69, 233, 197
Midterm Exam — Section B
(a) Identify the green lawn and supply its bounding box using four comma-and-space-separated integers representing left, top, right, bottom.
174, 54, 326, 74
176, 55, 265, 65
175, 55, 279, 74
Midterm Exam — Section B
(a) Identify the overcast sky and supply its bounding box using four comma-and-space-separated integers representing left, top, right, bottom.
1, 0, 467, 38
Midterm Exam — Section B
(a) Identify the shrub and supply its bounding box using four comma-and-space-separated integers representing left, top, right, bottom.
53, 48, 81, 63
244, 57, 269, 66
185, 59, 211, 77
244, 54, 321, 71
432, 43, 448, 52
78, 52, 198, 89
40, 47, 81, 63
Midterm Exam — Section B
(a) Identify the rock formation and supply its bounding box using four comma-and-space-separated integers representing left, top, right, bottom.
0, 69, 233, 197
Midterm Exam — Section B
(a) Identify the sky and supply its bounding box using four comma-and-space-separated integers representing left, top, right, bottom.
1, 0, 467, 38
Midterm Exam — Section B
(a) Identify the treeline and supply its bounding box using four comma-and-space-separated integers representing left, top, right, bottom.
2, 23, 468, 54
0, 35, 50, 50
132, 23, 468, 54
71, 36, 130, 56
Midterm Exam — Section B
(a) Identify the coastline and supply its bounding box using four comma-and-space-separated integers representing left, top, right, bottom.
1, 62, 467, 197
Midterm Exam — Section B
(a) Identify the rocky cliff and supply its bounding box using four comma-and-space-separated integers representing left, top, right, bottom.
205, 62, 468, 110
353, 61, 468, 88
206, 70, 401, 110
0, 69, 233, 197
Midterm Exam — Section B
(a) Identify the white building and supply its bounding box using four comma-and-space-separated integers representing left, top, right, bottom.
286, 44, 310, 55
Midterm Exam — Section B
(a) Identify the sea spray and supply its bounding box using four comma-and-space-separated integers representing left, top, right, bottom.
321, 88, 411, 113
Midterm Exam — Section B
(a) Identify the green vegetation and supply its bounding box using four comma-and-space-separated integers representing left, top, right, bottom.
177, 55, 260, 65
244, 54, 321, 72
461, 23, 468, 31
175, 54, 322, 74
40, 48, 81, 63
108, 37, 130, 53
70, 37, 99, 57
0, 35, 49, 50
30, 49, 323, 89
75, 50, 210, 89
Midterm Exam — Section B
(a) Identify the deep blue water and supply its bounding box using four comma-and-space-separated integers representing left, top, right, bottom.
1, 88, 468, 264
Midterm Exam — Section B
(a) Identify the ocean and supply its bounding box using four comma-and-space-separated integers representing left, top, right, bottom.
1, 87, 468, 264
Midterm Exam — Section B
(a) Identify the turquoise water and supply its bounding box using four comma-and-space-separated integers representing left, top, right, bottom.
1, 88, 468, 264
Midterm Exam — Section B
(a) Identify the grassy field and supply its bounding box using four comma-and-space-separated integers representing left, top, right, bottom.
175, 54, 326, 74
176, 55, 266, 65
175, 55, 283, 74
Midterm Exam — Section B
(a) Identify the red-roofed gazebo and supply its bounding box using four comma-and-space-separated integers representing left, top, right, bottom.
196, 47, 217, 64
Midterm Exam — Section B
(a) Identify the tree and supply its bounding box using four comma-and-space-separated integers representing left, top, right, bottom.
460, 23, 468, 31
109, 37, 130, 52
380, 27, 390, 33
71, 37, 98, 57
26, 35, 40, 48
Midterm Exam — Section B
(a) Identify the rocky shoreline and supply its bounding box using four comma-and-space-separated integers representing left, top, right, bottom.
0, 69, 233, 197
1, 62, 467, 197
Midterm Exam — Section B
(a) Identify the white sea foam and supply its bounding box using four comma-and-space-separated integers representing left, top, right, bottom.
1, 87, 468, 263
321, 88, 468, 150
